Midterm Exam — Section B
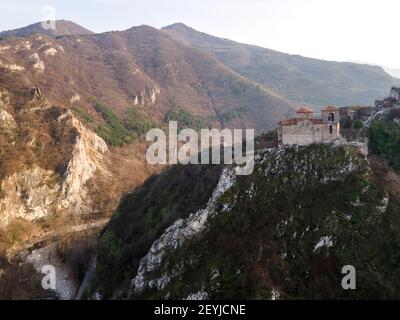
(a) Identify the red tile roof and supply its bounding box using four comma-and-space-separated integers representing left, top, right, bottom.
297, 107, 314, 113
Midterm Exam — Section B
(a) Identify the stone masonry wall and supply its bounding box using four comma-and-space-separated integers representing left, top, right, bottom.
281, 121, 340, 146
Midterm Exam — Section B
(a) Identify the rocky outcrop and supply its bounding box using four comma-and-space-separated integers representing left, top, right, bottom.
375, 87, 400, 108
0, 167, 59, 226
70, 94, 80, 103
134, 86, 160, 106
58, 111, 108, 211
0, 89, 16, 129
258, 144, 366, 187
390, 87, 400, 101
0, 110, 16, 129
31, 87, 42, 100
0, 88, 10, 106
43, 47, 58, 57
0, 60, 25, 72
0, 89, 109, 227
131, 168, 236, 295
111, 144, 373, 299
29, 53, 45, 73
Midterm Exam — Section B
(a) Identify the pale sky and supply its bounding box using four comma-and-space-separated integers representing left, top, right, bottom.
1, 0, 399, 68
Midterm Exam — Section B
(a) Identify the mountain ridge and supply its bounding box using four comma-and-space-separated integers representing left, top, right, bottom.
0, 23, 296, 132
163, 23, 400, 107
0, 20, 94, 38
2, 19, 398, 109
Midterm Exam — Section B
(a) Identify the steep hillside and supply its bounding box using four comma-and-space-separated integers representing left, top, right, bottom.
88, 141, 400, 299
89, 163, 223, 298
369, 104, 400, 173
163, 23, 400, 107
0, 20, 93, 39
0, 23, 296, 132
0, 21, 296, 297
0, 84, 158, 257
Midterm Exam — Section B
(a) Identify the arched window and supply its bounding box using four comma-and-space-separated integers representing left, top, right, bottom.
329, 125, 333, 134
328, 113, 334, 122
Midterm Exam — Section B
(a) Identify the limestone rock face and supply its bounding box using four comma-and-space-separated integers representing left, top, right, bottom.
0, 167, 59, 226
31, 87, 42, 100
376, 87, 400, 108
0, 88, 11, 107
0, 110, 16, 129
135, 86, 160, 106
0, 90, 16, 129
390, 87, 400, 101
59, 111, 108, 211
70, 93, 80, 103
0, 88, 109, 227
29, 52, 45, 73
0, 60, 25, 72
131, 168, 236, 294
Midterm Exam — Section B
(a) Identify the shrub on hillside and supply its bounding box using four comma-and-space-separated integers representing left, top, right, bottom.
369, 120, 400, 172
164, 98, 206, 130
94, 102, 156, 147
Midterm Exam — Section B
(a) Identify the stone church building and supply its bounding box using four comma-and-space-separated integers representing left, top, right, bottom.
278, 106, 340, 146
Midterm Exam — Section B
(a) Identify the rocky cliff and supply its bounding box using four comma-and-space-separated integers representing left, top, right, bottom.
0, 85, 157, 258
0, 87, 107, 232
89, 141, 400, 299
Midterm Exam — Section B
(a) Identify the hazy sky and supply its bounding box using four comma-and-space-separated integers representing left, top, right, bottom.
1, 0, 399, 68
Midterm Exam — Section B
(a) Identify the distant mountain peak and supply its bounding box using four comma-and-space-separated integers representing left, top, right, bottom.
163, 22, 192, 30
0, 20, 94, 38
